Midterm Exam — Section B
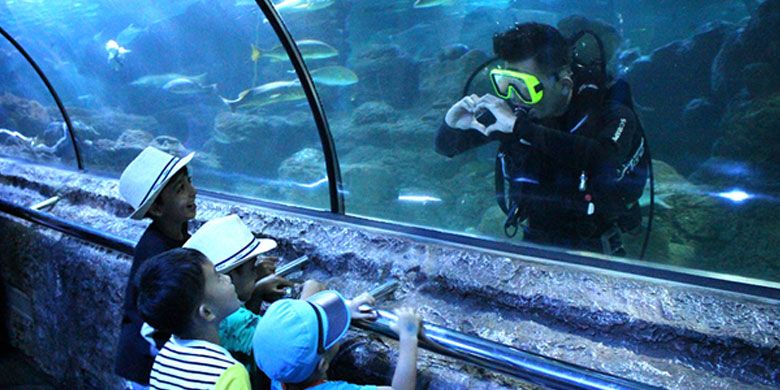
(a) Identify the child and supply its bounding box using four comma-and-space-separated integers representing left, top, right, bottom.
115, 146, 197, 387
116, 149, 292, 387
253, 291, 421, 390
183, 214, 295, 359
135, 248, 250, 389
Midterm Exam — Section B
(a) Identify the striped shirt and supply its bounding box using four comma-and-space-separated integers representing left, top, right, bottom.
150, 336, 250, 390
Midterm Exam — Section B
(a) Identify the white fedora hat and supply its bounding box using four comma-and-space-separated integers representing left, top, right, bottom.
119, 146, 195, 220
183, 214, 277, 273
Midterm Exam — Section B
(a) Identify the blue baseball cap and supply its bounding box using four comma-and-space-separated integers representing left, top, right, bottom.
252, 290, 351, 383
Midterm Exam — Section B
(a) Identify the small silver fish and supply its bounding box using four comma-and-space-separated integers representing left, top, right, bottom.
275, 0, 334, 12
413, 0, 451, 9
116, 23, 147, 46
131, 73, 208, 88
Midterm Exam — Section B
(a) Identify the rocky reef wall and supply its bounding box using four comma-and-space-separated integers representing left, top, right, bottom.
0, 158, 778, 389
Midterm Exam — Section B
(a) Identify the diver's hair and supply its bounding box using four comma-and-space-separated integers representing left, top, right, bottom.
135, 248, 208, 335
493, 22, 572, 73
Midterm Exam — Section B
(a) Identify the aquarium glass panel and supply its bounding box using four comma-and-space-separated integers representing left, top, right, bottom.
0, 34, 78, 169
279, 0, 780, 282
0, 0, 329, 209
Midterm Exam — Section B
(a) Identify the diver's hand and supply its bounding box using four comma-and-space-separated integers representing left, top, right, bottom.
475, 94, 516, 135
445, 94, 487, 133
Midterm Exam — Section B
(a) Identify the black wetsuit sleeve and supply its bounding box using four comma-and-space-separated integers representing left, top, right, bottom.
514, 103, 640, 172
435, 121, 516, 157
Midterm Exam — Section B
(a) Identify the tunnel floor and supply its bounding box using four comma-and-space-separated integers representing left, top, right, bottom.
0, 346, 55, 389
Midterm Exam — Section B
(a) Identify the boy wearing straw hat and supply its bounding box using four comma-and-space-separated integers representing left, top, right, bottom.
115, 146, 198, 387
114, 148, 291, 387
183, 215, 294, 359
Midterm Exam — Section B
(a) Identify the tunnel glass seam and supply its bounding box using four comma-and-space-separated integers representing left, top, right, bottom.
256, 0, 345, 214
0, 26, 83, 170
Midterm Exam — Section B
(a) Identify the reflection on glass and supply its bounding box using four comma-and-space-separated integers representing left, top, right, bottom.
0, 0, 329, 210
280, 0, 778, 281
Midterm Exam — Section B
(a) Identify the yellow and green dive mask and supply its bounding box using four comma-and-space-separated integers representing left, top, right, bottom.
489, 68, 545, 105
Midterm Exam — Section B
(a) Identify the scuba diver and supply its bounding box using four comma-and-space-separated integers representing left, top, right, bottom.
435, 22, 649, 256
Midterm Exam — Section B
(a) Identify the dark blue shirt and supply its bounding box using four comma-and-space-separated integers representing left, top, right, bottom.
114, 222, 189, 385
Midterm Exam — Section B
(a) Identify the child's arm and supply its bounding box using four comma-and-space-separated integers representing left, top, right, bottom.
387, 307, 421, 390
245, 274, 295, 312
300, 279, 327, 299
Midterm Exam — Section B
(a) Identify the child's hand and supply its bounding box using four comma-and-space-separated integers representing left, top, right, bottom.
391, 307, 421, 339
299, 279, 326, 299
254, 274, 294, 302
347, 292, 377, 321
254, 256, 277, 279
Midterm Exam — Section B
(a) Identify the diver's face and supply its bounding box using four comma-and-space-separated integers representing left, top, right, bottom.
505, 58, 572, 119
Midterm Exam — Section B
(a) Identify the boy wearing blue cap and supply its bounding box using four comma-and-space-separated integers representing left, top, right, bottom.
253, 291, 421, 390
135, 248, 251, 390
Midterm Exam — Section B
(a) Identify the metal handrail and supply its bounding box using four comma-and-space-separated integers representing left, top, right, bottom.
0, 25, 84, 170
0, 197, 133, 254
355, 311, 660, 390
0, 197, 660, 389
255, 0, 345, 214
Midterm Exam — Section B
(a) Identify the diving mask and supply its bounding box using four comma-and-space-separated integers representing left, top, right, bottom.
489, 68, 545, 105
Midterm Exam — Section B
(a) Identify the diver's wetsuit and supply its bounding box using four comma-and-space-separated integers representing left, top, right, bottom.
435, 81, 645, 254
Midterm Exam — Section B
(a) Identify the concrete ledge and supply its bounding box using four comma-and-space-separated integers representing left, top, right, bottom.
0, 158, 778, 389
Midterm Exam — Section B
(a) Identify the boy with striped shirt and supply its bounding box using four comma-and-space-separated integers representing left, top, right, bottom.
135, 248, 250, 389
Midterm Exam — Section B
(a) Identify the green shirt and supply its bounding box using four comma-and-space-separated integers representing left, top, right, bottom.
219, 306, 261, 355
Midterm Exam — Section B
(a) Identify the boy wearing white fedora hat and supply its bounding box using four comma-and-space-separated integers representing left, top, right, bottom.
115, 146, 199, 387
183, 215, 295, 357
185, 214, 326, 388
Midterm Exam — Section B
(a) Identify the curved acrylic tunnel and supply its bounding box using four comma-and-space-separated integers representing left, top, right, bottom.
0, 26, 82, 170
1, 0, 780, 389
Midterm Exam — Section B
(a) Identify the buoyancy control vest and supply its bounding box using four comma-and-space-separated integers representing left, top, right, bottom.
493, 30, 650, 239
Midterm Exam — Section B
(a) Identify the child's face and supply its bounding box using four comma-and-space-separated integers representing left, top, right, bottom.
151, 168, 197, 222
228, 259, 257, 302
202, 262, 241, 321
